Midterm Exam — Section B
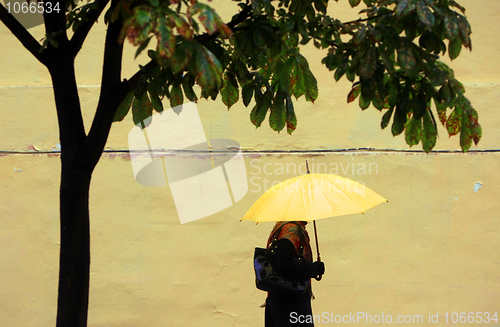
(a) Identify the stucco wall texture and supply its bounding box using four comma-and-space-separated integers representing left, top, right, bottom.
1, 1, 499, 326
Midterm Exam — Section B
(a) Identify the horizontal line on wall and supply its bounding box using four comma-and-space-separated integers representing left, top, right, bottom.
1, 148, 500, 155
0, 83, 497, 89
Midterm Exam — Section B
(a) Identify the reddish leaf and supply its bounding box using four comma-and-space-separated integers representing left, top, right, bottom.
285, 95, 297, 134
444, 14, 459, 39
457, 15, 472, 49
172, 14, 193, 39
446, 107, 461, 136
221, 72, 239, 109
347, 84, 361, 103
156, 17, 176, 58
434, 99, 448, 126
188, 3, 232, 38
417, 0, 435, 28
194, 46, 223, 92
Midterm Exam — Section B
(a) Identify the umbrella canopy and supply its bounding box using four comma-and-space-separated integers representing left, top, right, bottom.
241, 173, 387, 223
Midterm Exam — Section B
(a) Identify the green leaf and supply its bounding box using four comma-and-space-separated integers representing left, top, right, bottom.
135, 36, 152, 59
170, 85, 184, 109
253, 29, 265, 49
437, 83, 451, 105
360, 79, 376, 103
250, 94, 271, 128
304, 69, 318, 103
293, 54, 318, 103
378, 47, 396, 75
277, 57, 294, 91
392, 104, 406, 136
359, 48, 377, 79
372, 94, 385, 111
359, 94, 371, 110
182, 77, 198, 102
291, 59, 306, 99
221, 72, 239, 109
346, 68, 355, 83
269, 92, 286, 132
397, 43, 417, 72
349, 0, 362, 7
334, 58, 349, 82
194, 46, 223, 92
388, 83, 398, 108
381, 107, 394, 130
405, 116, 422, 147
417, 0, 435, 28
132, 93, 153, 128
395, 0, 410, 17
113, 91, 134, 122
313, 0, 327, 14
242, 84, 254, 107
169, 42, 192, 73
422, 109, 437, 152
149, 89, 164, 113
449, 38, 462, 60
285, 95, 297, 134
413, 92, 427, 119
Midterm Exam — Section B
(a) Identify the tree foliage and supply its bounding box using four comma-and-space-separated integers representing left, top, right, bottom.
97, 0, 480, 152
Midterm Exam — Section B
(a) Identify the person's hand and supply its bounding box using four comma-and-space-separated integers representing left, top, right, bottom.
313, 261, 325, 276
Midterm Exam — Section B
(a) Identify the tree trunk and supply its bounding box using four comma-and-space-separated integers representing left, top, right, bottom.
56, 165, 92, 327
46, 52, 91, 326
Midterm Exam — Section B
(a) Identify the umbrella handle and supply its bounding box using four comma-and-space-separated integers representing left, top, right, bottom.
314, 254, 322, 281
313, 220, 322, 281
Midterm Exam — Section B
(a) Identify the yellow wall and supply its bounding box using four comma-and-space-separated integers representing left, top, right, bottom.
1, 1, 500, 326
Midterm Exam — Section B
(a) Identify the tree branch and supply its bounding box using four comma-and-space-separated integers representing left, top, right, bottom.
44, 0, 68, 36
0, 3, 45, 65
82, 0, 124, 172
124, 3, 253, 92
70, 0, 111, 57
343, 13, 391, 25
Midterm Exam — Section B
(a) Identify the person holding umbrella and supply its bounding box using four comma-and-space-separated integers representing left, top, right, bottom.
264, 221, 325, 327
242, 160, 387, 326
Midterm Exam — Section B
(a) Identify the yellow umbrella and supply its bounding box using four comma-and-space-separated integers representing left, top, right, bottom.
241, 160, 387, 267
